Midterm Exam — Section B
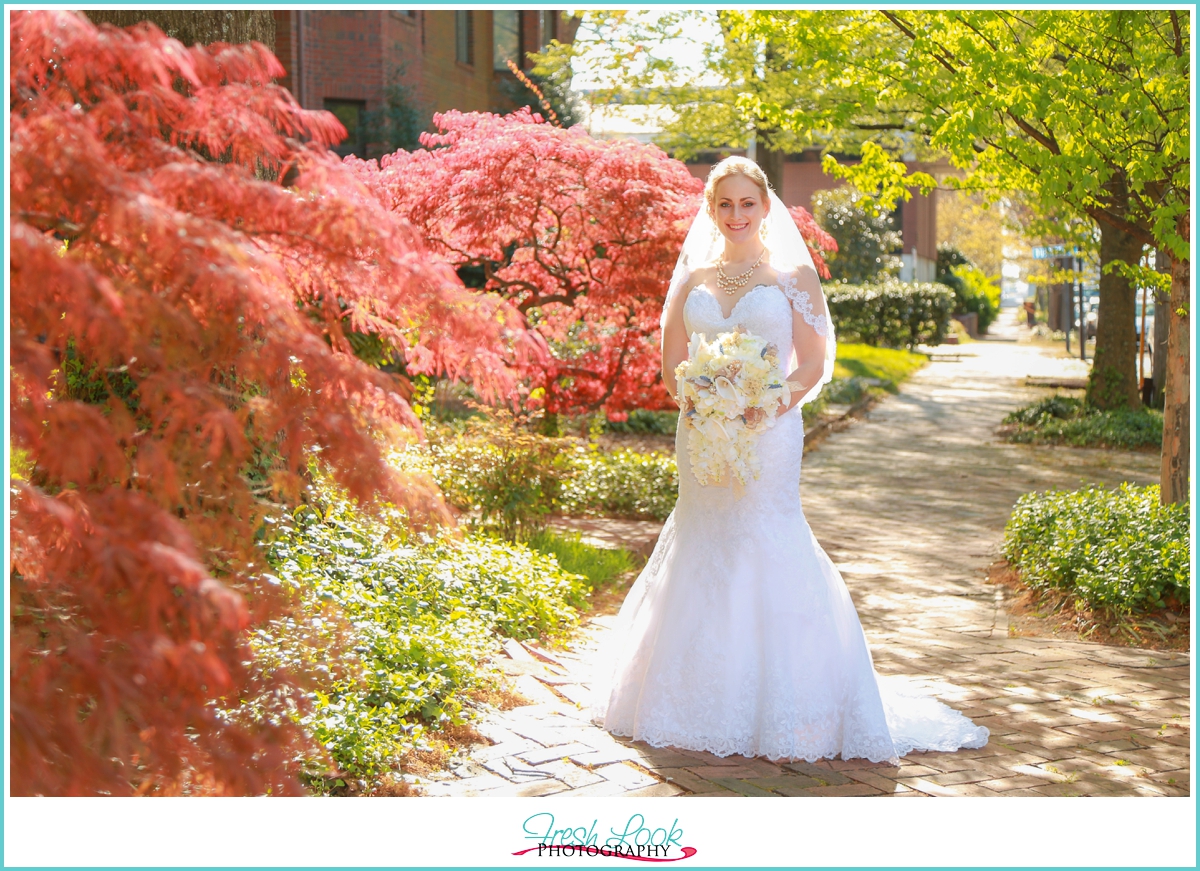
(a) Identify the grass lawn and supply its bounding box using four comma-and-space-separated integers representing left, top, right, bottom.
833, 342, 928, 391
526, 529, 638, 586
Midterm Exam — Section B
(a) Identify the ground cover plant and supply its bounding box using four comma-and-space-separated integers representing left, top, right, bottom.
1003, 483, 1190, 616
1002, 395, 1163, 450
255, 484, 591, 792
557, 448, 678, 521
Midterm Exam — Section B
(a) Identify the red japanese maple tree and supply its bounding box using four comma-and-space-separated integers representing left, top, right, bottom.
354, 111, 836, 418
9, 11, 530, 795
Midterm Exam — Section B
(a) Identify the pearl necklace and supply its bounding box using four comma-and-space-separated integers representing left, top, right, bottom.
716, 248, 766, 296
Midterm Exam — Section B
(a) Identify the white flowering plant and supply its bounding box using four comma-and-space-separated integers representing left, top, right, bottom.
674, 327, 797, 488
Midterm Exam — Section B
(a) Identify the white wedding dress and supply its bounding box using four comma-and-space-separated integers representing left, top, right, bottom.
593, 279, 989, 763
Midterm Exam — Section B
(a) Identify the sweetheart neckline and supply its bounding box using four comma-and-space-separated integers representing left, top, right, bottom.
690, 283, 784, 321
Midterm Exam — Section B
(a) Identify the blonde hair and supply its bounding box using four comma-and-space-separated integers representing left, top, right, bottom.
704, 156, 771, 214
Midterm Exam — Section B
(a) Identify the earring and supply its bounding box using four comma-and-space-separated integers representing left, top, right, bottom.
759, 222, 769, 240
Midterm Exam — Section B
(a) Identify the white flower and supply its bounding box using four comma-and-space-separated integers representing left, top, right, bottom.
674, 328, 792, 489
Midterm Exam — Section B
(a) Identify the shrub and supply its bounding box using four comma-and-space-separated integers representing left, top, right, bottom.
256, 486, 591, 789
812, 187, 903, 284
826, 280, 955, 348
1003, 395, 1163, 450
425, 410, 577, 541
559, 448, 678, 521
952, 264, 1002, 333
1003, 484, 1190, 613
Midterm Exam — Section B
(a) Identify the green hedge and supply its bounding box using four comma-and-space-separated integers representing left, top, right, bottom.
826, 280, 955, 348
1003, 483, 1190, 613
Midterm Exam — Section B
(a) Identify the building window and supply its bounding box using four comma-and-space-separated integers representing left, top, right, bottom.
455, 11, 474, 66
391, 11, 418, 25
493, 10, 520, 71
541, 10, 557, 46
324, 98, 366, 157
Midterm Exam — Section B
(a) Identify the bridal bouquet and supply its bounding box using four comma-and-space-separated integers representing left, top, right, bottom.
675, 327, 796, 488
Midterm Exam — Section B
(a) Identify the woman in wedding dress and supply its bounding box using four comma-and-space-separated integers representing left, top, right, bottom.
592, 157, 988, 763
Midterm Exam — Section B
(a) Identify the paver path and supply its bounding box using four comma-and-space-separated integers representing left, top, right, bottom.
421, 329, 1190, 798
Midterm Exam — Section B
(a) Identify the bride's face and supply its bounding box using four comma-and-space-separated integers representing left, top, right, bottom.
711, 174, 769, 245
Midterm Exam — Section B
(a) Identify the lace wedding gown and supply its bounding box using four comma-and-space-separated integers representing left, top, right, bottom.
592, 280, 989, 763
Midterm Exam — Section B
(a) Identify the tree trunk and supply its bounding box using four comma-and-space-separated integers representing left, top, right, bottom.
84, 10, 275, 51
1151, 249, 1170, 408
1160, 228, 1190, 505
756, 131, 786, 200
1086, 217, 1141, 410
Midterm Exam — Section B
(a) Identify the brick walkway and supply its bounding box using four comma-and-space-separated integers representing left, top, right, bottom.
420, 329, 1191, 798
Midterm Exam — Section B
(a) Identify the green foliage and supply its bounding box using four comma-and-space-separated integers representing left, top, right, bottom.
741, 11, 1189, 263
1003, 484, 1190, 613
425, 410, 577, 541
603, 409, 679, 434
57, 338, 138, 408
826, 280, 955, 348
257, 487, 590, 788
1003, 394, 1163, 450
953, 264, 1002, 333
936, 246, 1000, 332
503, 60, 585, 129
363, 66, 426, 155
526, 529, 638, 586
812, 187, 902, 284
558, 448, 678, 521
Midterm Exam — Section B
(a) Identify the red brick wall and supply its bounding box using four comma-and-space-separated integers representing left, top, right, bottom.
270, 10, 574, 147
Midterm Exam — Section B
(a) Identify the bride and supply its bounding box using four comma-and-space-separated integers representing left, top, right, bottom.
591, 157, 988, 763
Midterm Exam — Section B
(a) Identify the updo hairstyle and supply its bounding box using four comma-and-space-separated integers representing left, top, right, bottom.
703, 156, 772, 215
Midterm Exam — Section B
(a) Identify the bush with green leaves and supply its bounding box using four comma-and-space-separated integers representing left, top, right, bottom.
812, 187, 902, 284
1003, 395, 1163, 450
826, 280, 955, 348
424, 410, 577, 541
253, 488, 590, 790
1003, 484, 1190, 613
558, 448, 678, 521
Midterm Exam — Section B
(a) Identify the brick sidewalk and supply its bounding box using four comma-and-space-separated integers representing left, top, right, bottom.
419, 334, 1191, 798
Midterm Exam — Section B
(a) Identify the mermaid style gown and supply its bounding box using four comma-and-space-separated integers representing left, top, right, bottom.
593, 281, 989, 763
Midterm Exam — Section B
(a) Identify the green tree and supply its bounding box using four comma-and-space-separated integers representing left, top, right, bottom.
536, 11, 894, 194
740, 10, 1189, 503
363, 66, 426, 155
812, 187, 901, 284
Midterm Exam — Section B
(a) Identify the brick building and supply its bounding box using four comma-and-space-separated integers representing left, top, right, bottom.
272, 10, 576, 156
